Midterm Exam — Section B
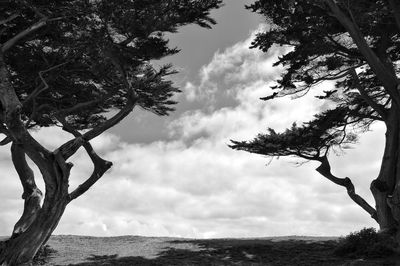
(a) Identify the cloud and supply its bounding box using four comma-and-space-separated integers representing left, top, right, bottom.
182, 24, 285, 109
0, 25, 382, 239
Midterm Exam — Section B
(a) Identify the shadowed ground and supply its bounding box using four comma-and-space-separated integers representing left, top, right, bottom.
2, 236, 400, 265
62, 238, 400, 266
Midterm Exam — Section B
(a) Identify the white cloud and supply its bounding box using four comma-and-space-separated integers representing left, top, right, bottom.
183, 24, 285, 108
0, 25, 382, 239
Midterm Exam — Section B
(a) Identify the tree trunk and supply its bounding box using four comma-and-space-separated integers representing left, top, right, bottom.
371, 106, 400, 238
10, 143, 43, 239
0, 157, 70, 266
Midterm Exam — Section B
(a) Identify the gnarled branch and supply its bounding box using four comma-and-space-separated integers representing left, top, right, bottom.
23, 62, 68, 106
58, 99, 135, 160
55, 115, 112, 202
316, 156, 378, 221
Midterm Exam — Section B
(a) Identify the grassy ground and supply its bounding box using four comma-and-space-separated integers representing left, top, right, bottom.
3, 235, 400, 265
52, 237, 400, 265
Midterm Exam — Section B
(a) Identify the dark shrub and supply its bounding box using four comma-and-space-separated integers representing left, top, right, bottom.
334, 228, 397, 259
33, 244, 57, 265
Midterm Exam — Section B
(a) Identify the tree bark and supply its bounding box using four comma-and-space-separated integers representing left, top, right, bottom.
0, 46, 113, 264
10, 143, 43, 239
0, 50, 70, 265
0, 156, 70, 266
371, 106, 399, 234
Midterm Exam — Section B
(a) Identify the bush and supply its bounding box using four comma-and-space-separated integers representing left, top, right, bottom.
33, 244, 57, 265
334, 228, 397, 259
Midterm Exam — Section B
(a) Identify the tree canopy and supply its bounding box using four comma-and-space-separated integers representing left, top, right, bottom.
231, 0, 400, 237
2, 0, 222, 131
0, 1, 223, 264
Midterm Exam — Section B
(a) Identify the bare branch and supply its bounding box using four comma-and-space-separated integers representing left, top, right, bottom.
56, 115, 112, 202
0, 13, 19, 26
57, 99, 102, 115
68, 148, 112, 202
58, 99, 135, 160
23, 62, 68, 105
1, 19, 47, 52
0, 136, 11, 145
1, 15, 64, 53
316, 156, 378, 221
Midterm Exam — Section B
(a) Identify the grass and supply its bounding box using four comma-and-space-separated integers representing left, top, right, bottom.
3, 230, 400, 265
65, 236, 400, 266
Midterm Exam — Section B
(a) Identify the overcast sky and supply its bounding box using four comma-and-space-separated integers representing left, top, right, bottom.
0, 1, 383, 238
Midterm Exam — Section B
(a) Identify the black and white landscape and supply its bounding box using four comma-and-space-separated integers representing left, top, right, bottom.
1, 0, 400, 265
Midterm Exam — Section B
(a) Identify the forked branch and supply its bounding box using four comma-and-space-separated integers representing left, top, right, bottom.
23, 62, 68, 105
58, 98, 135, 160
316, 156, 378, 221
56, 115, 112, 202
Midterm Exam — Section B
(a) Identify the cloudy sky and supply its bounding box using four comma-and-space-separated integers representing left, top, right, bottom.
1, 1, 383, 238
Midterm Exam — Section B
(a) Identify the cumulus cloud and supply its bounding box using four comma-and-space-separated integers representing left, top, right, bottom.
182, 24, 285, 108
0, 25, 382, 239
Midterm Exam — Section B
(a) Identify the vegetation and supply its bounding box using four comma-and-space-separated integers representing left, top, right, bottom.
22, 235, 400, 266
334, 227, 397, 259
0, 0, 222, 264
231, 0, 400, 244
32, 245, 57, 265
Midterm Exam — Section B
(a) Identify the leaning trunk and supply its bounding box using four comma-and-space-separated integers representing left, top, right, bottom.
10, 143, 43, 239
0, 157, 70, 266
371, 106, 400, 239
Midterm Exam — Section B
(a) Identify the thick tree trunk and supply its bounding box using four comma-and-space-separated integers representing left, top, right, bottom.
0, 48, 112, 265
10, 143, 43, 239
371, 107, 400, 238
0, 157, 70, 266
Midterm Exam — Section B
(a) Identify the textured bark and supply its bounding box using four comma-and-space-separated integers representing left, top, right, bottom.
371, 106, 399, 232
0, 157, 70, 266
0, 47, 114, 264
323, 0, 400, 239
10, 143, 43, 239
0, 49, 67, 265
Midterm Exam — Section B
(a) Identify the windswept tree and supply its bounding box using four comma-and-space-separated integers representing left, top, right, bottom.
0, 0, 222, 264
230, 0, 400, 242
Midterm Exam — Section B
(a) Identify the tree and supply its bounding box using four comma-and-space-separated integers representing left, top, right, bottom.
230, 0, 400, 242
0, 0, 222, 264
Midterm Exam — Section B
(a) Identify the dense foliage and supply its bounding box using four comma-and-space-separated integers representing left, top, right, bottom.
334, 227, 396, 258
232, 0, 399, 158
2, 0, 222, 129
231, 0, 400, 239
